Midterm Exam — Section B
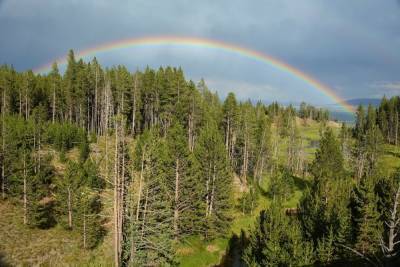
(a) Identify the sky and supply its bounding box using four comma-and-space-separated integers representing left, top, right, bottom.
0, 0, 399, 106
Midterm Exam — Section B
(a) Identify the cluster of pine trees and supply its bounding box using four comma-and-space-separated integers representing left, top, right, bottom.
243, 102, 400, 266
299, 101, 330, 122
1, 50, 316, 266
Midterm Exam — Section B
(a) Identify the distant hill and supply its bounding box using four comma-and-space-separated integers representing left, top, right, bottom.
346, 98, 381, 107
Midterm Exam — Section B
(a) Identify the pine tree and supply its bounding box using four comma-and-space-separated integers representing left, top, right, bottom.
49, 62, 61, 123
194, 121, 233, 239
351, 178, 382, 256
243, 203, 315, 266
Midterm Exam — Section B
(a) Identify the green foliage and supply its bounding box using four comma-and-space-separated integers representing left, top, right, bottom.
267, 169, 295, 202
243, 203, 315, 266
311, 128, 345, 182
45, 122, 85, 151
194, 122, 233, 239
28, 155, 56, 229
79, 131, 90, 162
350, 178, 383, 256
238, 184, 259, 215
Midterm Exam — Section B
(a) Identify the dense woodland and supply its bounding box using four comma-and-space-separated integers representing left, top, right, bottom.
0, 50, 400, 266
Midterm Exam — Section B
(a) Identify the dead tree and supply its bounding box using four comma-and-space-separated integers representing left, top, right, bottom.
381, 182, 400, 259
113, 115, 128, 267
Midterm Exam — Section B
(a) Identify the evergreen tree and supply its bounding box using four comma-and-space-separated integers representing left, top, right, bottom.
194, 121, 233, 239
243, 203, 315, 266
351, 178, 383, 257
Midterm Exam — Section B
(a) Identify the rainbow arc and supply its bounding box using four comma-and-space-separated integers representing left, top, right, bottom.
33, 36, 355, 113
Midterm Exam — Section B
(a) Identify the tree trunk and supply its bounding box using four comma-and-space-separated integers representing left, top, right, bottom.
225, 117, 230, 152
25, 88, 29, 120
132, 75, 137, 136
118, 120, 125, 256
52, 83, 56, 123
38, 125, 41, 172
94, 67, 98, 134
68, 187, 72, 228
23, 152, 27, 225
174, 158, 180, 239
209, 164, 216, 216
113, 119, 120, 267
19, 89, 22, 117
205, 162, 211, 217
141, 188, 149, 241
188, 113, 193, 151
136, 149, 145, 221
395, 111, 399, 146
382, 183, 400, 257
83, 212, 87, 249
1, 91, 5, 199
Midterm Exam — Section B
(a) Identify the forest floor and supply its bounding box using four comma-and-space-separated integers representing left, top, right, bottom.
1, 119, 399, 266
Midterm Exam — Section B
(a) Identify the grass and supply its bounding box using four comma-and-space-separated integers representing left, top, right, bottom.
0, 199, 115, 266
177, 236, 229, 267
380, 144, 400, 176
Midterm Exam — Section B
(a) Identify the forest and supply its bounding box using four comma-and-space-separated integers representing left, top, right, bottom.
1, 50, 400, 267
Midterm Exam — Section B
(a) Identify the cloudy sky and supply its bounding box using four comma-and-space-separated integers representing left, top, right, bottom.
0, 0, 399, 105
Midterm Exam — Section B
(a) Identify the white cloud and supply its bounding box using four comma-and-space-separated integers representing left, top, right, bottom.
368, 81, 400, 97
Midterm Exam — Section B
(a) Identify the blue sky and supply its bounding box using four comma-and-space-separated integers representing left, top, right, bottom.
0, 0, 399, 105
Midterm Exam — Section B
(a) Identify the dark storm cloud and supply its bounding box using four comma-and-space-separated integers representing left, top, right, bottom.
0, 0, 399, 102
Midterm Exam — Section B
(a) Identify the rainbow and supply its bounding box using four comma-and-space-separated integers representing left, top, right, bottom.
33, 36, 355, 113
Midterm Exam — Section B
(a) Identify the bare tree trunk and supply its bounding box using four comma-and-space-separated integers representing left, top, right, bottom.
395, 111, 399, 146
136, 149, 145, 221
230, 132, 236, 165
132, 75, 137, 136
209, 164, 216, 216
381, 183, 400, 258
38, 125, 41, 172
23, 152, 27, 225
33, 133, 36, 174
140, 188, 149, 241
188, 113, 193, 151
113, 116, 126, 267
94, 67, 98, 134
174, 158, 180, 239
188, 99, 195, 152
205, 162, 211, 217
52, 83, 56, 123
19, 89, 22, 117
118, 120, 125, 256
357, 153, 365, 182
113, 119, 120, 267
69, 105, 72, 124
225, 118, 230, 152
1, 90, 5, 199
87, 96, 90, 131
241, 131, 248, 181
79, 104, 82, 128
68, 187, 72, 228
25, 88, 29, 120
83, 213, 87, 249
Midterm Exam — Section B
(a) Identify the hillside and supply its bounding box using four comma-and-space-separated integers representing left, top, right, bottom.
1, 117, 399, 266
